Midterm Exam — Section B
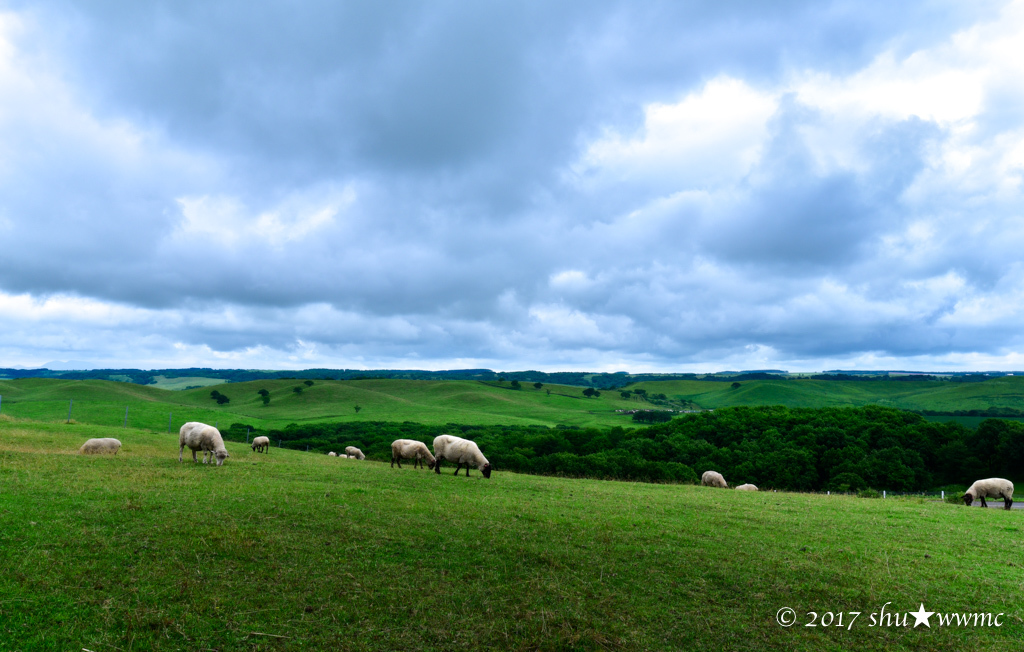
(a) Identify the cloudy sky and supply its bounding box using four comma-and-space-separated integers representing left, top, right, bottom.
2, 0, 1024, 372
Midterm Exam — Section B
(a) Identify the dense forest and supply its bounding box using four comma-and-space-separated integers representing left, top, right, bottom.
222, 405, 1024, 491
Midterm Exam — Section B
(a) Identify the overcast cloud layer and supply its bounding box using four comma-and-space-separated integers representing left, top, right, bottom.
2, 0, 1024, 372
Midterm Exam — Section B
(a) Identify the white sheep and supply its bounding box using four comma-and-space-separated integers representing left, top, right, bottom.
963, 478, 1014, 510
251, 436, 270, 453
328, 451, 337, 457
178, 422, 230, 466
345, 446, 365, 460
701, 470, 728, 488
79, 438, 121, 455
433, 434, 491, 478
391, 439, 436, 470
735, 483, 758, 491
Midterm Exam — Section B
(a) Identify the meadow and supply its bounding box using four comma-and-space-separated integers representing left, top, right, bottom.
1, 418, 1021, 651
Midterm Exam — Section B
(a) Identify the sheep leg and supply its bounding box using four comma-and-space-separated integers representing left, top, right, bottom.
192, 449, 198, 463
434, 459, 442, 474
465, 465, 471, 477
391, 456, 396, 468
980, 496, 988, 508
179, 445, 184, 463
1003, 494, 1013, 510
453, 462, 462, 476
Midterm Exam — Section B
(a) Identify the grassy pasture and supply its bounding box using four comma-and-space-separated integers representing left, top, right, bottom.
0, 378, 641, 432
1, 418, 1021, 651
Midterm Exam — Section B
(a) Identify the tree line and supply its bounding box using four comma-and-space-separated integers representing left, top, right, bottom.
221, 405, 1024, 491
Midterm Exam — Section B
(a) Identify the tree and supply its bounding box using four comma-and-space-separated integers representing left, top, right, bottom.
620, 391, 632, 399
257, 389, 269, 397
634, 388, 648, 400
210, 390, 229, 405
534, 382, 543, 390
303, 380, 314, 387
731, 382, 741, 389
354, 405, 362, 413
583, 388, 601, 398
546, 389, 551, 396
510, 380, 521, 389
261, 395, 270, 406
293, 386, 303, 394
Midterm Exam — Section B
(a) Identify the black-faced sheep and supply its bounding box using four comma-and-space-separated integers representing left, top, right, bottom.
251, 436, 270, 453
701, 470, 728, 488
963, 478, 1014, 510
344, 446, 365, 460
79, 438, 122, 455
178, 422, 230, 466
391, 439, 436, 469
433, 434, 491, 478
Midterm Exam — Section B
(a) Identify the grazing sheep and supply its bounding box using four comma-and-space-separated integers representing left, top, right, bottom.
178, 422, 230, 466
701, 470, 728, 488
251, 436, 270, 453
328, 451, 337, 457
735, 483, 758, 491
433, 434, 491, 478
345, 446, 365, 460
963, 478, 1014, 510
79, 438, 121, 455
391, 439, 436, 470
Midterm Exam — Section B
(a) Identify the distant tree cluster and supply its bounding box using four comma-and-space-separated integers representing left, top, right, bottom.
209, 389, 229, 405
218, 406, 1024, 491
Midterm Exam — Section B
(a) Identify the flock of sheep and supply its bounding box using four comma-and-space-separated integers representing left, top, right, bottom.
76, 425, 1009, 505
698, 469, 1014, 509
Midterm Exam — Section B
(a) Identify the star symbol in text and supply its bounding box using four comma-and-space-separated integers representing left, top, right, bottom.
910, 603, 934, 628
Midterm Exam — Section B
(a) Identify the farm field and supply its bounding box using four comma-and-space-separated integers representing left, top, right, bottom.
0, 418, 1020, 651
3, 376, 1024, 435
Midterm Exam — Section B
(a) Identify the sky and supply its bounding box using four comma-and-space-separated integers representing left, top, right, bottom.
2, 0, 1024, 373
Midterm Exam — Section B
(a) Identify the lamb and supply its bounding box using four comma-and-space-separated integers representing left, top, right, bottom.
963, 478, 1014, 510
701, 470, 728, 488
433, 434, 491, 478
79, 438, 121, 455
178, 422, 230, 466
735, 483, 758, 491
251, 436, 270, 453
345, 446, 365, 460
328, 451, 337, 457
391, 439, 436, 470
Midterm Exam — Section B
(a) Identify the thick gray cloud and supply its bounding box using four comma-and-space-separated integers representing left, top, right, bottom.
0, 0, 1021, 371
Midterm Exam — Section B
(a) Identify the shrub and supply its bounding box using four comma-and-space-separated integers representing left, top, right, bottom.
857, 488, 882, 499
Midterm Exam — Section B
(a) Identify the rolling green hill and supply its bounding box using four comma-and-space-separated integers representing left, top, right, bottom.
1, 419, 1020, 651
3, 376, 1024, 435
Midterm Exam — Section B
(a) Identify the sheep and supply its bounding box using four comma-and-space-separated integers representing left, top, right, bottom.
735, 483, 758, 491
178, 422, 230, 466
79, 438, 121, 455
328, 451, 337, 457
251, 436, 270, 453
963, 478, 1014, 510
433, 434, 491, 478
345, 446, 365, 460
391, 439, 436, 470
701, 470, 728, 488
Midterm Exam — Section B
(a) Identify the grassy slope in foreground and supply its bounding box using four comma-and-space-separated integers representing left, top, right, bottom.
1, 418, 1021, 651
0, 378, 640, 431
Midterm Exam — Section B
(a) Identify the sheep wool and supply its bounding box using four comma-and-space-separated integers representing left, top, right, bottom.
701, 470, 728, 488
328, 451, 337, 457
178, 422, 230, 466
735, 483, 758, 491
391, 439, 436, 470
345, 446, 365, 460
251, 436, 270, 453
963, 478, 1014, 510
433, 434, 492, 478
79, 438, 122, 455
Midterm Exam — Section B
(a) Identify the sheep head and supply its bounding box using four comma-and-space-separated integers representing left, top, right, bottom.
481, 463, 492, 479
215, 450, 230, 466
428, 460, 436, 470
962, 492, 974, 506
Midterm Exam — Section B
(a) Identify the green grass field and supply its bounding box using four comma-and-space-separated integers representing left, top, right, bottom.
1, 418, 1021, 651
4, 376, 1024, 436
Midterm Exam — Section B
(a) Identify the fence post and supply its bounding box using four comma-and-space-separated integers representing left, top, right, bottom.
827, 491, 830, 495
247, 427, 250, 444
941, 491, 945, 500
123, 405, 128, 428
67, 399, 73, 423
883, 490, 886, 499
279, 439, 282, 448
